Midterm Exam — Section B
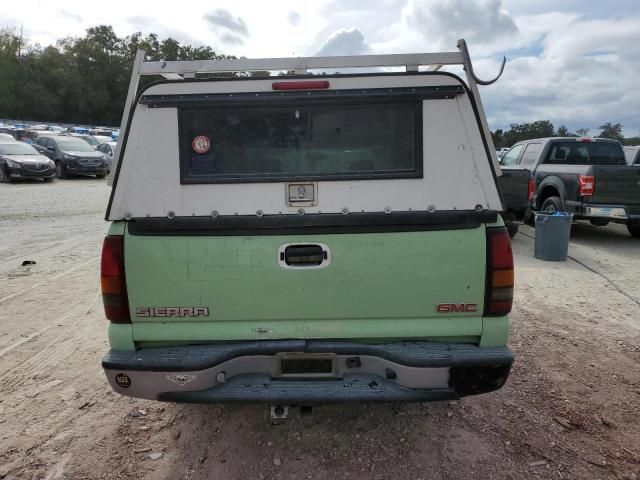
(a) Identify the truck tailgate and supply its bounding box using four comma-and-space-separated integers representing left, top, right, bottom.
589, 166, 640, 206
124, 227, 487, 343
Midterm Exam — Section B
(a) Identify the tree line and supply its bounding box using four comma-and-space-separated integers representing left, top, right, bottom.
0, 25, 236, 126
492, 121, 639, 147
1, 25, 638, 145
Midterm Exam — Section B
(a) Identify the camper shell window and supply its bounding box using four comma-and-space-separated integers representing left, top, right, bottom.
179, 99, 423, 183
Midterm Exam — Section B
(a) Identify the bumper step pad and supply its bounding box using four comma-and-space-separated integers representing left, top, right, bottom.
158, 373, 459, 403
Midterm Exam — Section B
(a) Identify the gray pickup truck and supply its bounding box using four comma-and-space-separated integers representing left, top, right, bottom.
497, 161, 533, 237
499, 137, 640, 238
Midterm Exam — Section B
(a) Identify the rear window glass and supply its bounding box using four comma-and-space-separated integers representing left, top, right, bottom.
625, 147, 640, 165
520, 143, 542, 166
80, 135, 100, 146
0, 143, 39, 155
56, 139, 96, 152
545, 141, 625, 166
180, 101, 422, 183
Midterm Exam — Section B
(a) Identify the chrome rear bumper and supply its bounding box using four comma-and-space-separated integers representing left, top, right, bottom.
103, 340, 513, 403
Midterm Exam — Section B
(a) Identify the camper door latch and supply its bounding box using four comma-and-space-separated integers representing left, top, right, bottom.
286, 182, 317, 207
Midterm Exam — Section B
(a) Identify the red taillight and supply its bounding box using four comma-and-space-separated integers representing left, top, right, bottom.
485, 228, 514, 316
272, 80, 330, 90
578, 175, 595, 196
101, 236, 130, 323
527, 177, 535, 202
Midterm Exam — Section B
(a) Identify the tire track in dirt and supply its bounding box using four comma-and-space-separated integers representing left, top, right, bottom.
0, 255, 101, 365
0, 235, 88, 271
0, 290, 100, 390
0, 256, 99, 305
518, 227, 640, 307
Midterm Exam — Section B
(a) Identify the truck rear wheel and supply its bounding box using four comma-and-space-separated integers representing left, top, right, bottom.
506, 222, 519, 238
541, 196, 563, 213
628, 224, 640, 239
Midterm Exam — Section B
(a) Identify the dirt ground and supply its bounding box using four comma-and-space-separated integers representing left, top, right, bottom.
0, 178, 639, 480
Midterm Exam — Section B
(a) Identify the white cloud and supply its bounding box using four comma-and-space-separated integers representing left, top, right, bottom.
315, 27, 369, 56
287, 11, 301, 27
481, 16, 640, 133
203, 9, 249, 46
0, 0, 638, 133
203, 9, 249, 37
372, 0, 520, 56
126, 16, 199, 45
405, 0, 518, 47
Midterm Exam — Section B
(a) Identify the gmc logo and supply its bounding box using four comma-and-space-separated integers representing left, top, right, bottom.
436, 303, 478, 313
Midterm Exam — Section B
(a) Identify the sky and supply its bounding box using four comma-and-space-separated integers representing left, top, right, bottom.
2, 0, 639, 135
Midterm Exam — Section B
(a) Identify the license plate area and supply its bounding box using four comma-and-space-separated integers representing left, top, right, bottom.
277, 353, 337, 378
586, 206, 627, 219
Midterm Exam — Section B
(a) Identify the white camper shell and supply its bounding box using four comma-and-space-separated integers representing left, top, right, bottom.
106, 40, 505, 221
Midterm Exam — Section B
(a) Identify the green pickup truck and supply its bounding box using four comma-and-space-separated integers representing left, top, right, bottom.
101, 41, 514, 404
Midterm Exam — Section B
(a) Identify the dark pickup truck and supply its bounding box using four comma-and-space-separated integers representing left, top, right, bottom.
499, 137, 640, 238
497, 155, 533, 237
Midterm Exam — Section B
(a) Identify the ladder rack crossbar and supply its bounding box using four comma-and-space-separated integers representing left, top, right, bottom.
140, 52, 463, 76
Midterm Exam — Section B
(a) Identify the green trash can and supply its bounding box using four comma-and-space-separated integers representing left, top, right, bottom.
534, 212, 573, 261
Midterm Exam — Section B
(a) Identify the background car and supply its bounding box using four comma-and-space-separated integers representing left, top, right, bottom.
96, 141, 117, 172
24, 130, 58, 144
70, 134, 104, 148
0, 133, 17, 142
93, 135, 113, 144
68, 126, 90, 134
0, 126, 17, 135
5, 128, 27, 141
0, 141, 56, 182
33, 136, 108, 179
496, 147, 510, 158
89, 128, 113, 137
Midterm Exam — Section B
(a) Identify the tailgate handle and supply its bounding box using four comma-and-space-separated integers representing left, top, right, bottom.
278, 244, 331, 269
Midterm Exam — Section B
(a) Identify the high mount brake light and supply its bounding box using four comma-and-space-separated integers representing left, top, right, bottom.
272, 80, 330, 90
577, 137, 593, 143
485, 227, 514, 316
578, 175, 595, 196
101, 236, 130, 323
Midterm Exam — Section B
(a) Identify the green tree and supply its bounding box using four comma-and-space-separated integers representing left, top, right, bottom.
0, 28, 26, 117
159, 38, 180, 60
529, 120, 555, 138
0, 25, 236, 125
598, 122, 623, 141
575, 128, 589, 137
499, 120, 556, 146
491, 128, 506, 148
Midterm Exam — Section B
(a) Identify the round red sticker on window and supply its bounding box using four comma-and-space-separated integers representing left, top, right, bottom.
192, 136, 211, 154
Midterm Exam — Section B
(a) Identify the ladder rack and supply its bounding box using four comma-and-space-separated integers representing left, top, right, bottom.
142, 51, 464, 77
108, 39, 505, 185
